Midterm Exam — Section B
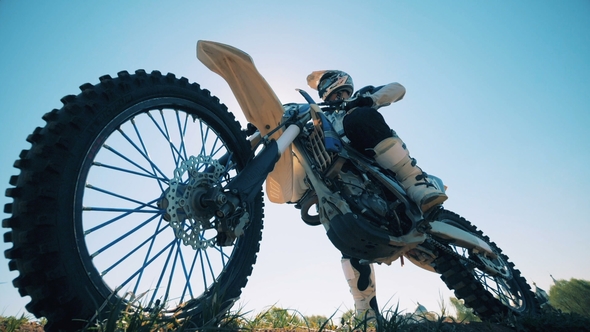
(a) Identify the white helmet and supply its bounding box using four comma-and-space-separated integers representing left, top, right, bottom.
307, 70, 354, 100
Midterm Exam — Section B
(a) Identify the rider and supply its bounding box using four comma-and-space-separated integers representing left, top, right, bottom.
306, 70, 448, 319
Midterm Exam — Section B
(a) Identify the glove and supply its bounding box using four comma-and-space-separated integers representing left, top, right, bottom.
344, 96, 373, 111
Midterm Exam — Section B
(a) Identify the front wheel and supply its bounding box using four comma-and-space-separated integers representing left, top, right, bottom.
3, 70, 264, 331
431, 210, 539, 319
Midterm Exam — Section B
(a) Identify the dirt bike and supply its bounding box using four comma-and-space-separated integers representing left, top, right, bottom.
3, 40, 539, 330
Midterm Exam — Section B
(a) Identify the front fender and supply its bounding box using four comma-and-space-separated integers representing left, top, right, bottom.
197, 40, 284, 140
197, 40, 295, 203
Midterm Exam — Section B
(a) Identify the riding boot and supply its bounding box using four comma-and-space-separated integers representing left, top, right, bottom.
373, 136, 447, 213
341, 258, 379, 321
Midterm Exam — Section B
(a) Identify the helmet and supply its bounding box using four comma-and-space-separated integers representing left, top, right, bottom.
307, 70, 354, 100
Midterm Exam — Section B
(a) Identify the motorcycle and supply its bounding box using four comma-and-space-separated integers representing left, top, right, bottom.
3, 40, 539, 330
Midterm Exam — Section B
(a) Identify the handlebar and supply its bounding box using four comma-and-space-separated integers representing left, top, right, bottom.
296, 89, 316, 104
296, 88, 345, 112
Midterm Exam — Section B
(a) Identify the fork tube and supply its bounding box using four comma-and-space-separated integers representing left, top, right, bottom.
275, 125, 300, 155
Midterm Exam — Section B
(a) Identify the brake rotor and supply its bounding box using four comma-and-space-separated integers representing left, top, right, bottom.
164, 155, 225, 249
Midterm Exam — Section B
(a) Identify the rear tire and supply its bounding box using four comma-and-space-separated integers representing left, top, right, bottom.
3, 70, 263, 331
432, 210, 539, 319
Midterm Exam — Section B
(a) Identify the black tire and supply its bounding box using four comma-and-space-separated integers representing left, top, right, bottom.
432, 210, 539, 320
3, 70, 264, 331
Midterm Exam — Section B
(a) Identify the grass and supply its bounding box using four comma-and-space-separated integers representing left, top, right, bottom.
2, 299, 590, 332
0, 314, 45, 332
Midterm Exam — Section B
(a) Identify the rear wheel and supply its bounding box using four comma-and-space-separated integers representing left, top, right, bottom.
3, 70, 263, 331
432, 210, 539, 319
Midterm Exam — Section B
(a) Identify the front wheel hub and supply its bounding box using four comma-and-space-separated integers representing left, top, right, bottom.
162, 155, 225, 249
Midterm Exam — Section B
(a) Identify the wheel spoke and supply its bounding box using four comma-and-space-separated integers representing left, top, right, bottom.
141, 237, 177, 300
160, 240, 183, 304
91, 213, 161, 259
180, 250, 199, 301
146, 110, 190, 169
117, 239, 176, 293
154, 110, 184, 167
85, 207, 160, 213
197, 249, 209, 290
130, 117, 169, 193
199, 237, 218, 284
84, 197, 161, 235
85, 183, 161, 210
100, 221, 169, 276
198, 120, 212, 158
114, 128, 169, 181
135, 218, 170, 299
92, 161, 168, 182
207, 135, 222, 158
174, 110, 191, 163
101, 143, 164, 180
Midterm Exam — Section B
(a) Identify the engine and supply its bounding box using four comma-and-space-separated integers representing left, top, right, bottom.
335, 169, 412, 237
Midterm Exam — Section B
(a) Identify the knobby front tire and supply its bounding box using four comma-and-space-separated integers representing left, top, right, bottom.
3, 70, 264, 331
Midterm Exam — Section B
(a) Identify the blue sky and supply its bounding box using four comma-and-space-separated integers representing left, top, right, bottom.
1, 0, 589, 319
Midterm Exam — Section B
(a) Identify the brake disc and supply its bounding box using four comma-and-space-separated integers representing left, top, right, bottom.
166, 155, 225, 249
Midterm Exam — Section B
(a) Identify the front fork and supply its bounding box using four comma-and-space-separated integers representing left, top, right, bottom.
202, 124, 302, 245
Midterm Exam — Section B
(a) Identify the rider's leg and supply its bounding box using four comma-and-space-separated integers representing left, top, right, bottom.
373, 135, 447, 212
343, 107, 447, 213
341, 257, 378, 320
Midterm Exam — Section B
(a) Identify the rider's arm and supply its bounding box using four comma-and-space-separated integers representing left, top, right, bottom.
368, 82, 406, 108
